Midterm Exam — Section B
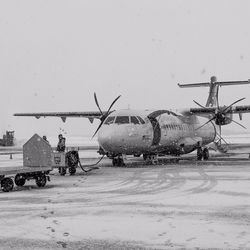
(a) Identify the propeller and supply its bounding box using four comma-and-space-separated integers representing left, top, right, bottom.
92, 93, 121, 138
194, 97, 246, 146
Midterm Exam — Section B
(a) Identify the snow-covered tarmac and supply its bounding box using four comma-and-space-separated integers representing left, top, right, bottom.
0, 156, 250, 249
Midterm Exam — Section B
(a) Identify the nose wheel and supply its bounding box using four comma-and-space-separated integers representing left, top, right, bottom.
112, 157, 125, 167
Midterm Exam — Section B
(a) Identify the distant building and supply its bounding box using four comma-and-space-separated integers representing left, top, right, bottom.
0, 131, 15, 146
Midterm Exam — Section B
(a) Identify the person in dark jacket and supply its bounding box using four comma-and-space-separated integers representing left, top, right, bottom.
57, 134, 66, 152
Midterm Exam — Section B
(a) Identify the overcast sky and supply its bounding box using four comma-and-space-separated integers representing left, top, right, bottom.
1, 0, 250, 138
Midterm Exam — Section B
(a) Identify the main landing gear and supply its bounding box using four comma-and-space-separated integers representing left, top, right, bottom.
197, 146, 209, 161
143, 154, 159, 165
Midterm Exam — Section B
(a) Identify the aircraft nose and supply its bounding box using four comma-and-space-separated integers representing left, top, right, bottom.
97, 126, 114, 152
97, 125, 128, 153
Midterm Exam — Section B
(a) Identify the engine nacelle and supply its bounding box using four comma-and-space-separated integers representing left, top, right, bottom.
215, 109, 232, 126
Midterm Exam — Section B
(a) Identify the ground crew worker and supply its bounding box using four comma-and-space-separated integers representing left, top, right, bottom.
57, 134, 66, 152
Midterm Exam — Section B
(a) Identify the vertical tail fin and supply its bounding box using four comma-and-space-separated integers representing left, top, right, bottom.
178, 76, 250, 107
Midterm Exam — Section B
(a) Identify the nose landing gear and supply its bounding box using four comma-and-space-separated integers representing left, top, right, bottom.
112, 156, 125, 167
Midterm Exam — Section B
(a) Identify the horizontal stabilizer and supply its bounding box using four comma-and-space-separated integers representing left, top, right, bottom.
178, 80, 250, 88
178, 82, 210, 88
217, 80, 249, 86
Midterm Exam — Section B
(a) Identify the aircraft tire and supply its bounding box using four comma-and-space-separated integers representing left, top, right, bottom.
69, 167, 76, 175
36, 174, 47, 187
197, 147, 203, 161
14, 174, 26, 186
203, 148, 209, 160
1, 177, 14, 192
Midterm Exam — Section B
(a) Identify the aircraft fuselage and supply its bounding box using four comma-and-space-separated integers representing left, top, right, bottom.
97, 109, 216, 157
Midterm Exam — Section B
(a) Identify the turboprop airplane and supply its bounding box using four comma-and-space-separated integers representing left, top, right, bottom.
14, 76, 250, 166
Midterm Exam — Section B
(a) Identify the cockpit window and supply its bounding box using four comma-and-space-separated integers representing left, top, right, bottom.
131, 116, 140, 124
137, 116, 145, 124
115, 116, 130, 124
104, 116, 115, 125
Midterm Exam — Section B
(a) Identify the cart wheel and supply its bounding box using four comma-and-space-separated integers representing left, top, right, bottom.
36, 174, 47, 187
69, 167, 76, 175
14, 174, 26, 186
1, 177, 14, 192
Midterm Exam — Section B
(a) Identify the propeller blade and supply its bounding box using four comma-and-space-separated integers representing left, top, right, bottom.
228, 117, 247, 129
222, 97, 246, 113
106, 95, 121, 115
94, 92, 103, 115
92, 119, 105, 138
195, 116, 215, 130
193, 100, 208, 109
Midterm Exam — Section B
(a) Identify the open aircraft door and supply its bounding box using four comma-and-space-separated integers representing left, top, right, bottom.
148, 110, 171, 146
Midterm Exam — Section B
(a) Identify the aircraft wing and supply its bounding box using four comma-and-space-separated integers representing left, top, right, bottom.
231, 105, 250, 113
190, 105, 250, 115
189, 107, 216, 115
13, 111, 104, 123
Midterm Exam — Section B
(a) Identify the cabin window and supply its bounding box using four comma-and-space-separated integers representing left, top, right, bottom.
131, 116, 140, 124
104, 116, 115, 125
115, 116, 130, 124
137, 116, 145, 124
